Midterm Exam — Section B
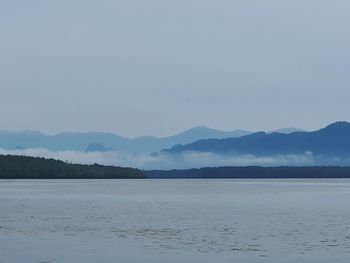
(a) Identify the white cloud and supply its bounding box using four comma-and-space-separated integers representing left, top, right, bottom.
0, 148, 316, 170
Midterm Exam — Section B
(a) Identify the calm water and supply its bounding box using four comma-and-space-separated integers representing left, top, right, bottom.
1, 179, 350, 262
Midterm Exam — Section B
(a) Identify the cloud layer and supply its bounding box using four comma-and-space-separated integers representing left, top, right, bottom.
0, 148, 318, 170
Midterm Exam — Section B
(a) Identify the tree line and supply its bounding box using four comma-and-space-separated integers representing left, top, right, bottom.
0, 155, 144, 179
146, 166, 350, 178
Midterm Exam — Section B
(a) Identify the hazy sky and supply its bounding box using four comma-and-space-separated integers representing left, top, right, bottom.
1, 0, 349, 137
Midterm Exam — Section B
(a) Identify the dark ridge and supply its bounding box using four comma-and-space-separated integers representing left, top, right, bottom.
145, 166, 350, 179
0, 155, 144, 179
163, 121, 350, 156
2, 154, 350, 180
85, 143, 112, 152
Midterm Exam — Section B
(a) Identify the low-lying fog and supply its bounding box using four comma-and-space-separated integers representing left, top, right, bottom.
1, 148, 348, 170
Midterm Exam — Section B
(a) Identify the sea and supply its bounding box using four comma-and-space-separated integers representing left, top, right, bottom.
1, 179, 350, 262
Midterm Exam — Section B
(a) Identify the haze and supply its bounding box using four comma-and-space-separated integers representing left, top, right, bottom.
1, 0, 349, 137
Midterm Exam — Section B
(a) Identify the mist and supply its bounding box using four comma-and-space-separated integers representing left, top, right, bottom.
0, 148, 319, 170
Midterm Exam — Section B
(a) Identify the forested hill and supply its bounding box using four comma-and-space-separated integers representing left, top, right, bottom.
146, 166, 350, 179
0, 155, 144, 179
3, 154, 350, 179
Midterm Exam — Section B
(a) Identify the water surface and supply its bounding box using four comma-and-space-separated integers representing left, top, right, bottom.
1, 179, 350, 262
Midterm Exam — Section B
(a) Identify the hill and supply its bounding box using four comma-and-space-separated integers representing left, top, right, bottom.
146, 166, 350, 179
0, 126, 306, 154
0, 127, 250, 153
85, 143, 112, 152
0, 155, 144, 179
164, 122, 350, 157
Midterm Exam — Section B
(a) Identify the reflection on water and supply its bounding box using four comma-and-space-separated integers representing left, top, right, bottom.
1, 179, 350, 262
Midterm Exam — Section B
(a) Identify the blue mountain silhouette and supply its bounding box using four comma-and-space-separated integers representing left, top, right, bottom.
0, 126, 250, 153
164, 122, 350, 156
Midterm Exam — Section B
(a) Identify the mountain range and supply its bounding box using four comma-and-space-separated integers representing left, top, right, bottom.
0, 126, 250, 153
0, 126, 303, 153
163, 122, 350, 158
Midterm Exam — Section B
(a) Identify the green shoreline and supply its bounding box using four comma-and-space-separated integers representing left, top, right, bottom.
2, 154, 350, 179
0, 155, 144, 179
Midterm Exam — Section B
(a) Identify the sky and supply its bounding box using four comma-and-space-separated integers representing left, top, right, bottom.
1, 0, 349, 137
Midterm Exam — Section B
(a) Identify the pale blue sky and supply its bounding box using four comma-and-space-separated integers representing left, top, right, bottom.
1, 0, 349, 137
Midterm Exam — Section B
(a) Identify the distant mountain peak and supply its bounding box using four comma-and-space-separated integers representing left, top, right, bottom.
271, 127, 305, 134
189, 125, 211, 130
324, 121, 350, 129
163, 121, 350, 159
85, 143, 112, 152
177, 126, 224, 135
